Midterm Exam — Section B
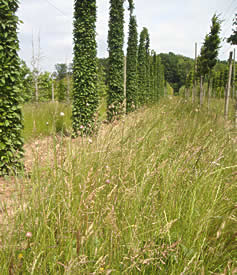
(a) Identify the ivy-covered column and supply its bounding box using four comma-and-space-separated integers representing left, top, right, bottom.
145, 31, 151, 103
137, 28, 148, 106
126, 0, 138, 113
107, 0, 125, 121
0, 0, 24, 175
157, 56, 165, 98
72, 0, 98, 136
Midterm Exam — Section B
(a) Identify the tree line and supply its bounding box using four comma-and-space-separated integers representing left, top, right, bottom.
0, 0, 236, 175
72, 0, 165, 136
181, 14, 237, 113
0, 0, 165, 175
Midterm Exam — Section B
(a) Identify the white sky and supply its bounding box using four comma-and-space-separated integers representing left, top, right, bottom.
17, 0, 236, 72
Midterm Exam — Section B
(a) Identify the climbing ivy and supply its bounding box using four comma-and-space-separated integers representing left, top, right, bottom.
72, 0, 98, 136
157, 56, 165, 98
137, 28, 148, 106
126, 0, 138, 113
151, 51, 157, 102
145, 30, 151, 103
0, 0, 24, 175
107, 0, 125, 121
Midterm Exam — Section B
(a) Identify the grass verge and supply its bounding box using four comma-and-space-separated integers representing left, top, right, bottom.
0, 97, 236, 274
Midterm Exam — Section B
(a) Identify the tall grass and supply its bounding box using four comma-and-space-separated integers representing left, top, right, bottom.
0, 98, 236, 274
22, 102, 72, 142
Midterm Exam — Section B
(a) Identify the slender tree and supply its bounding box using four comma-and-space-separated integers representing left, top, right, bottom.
151, 51, 156, 102
185, 71, 194, 98
107, 0, 125, 121
126, 0, 138, 113
72, 0, 98, 136
0, 0, 24, 175
137, 28, 148, 106
145, 31, 151, 103
198, 14, 221, 106
157, 56, 165, 98
227, 13, 237, 45
224, 52, 233, 120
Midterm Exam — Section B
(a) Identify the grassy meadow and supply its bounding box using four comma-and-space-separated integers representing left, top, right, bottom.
0, 97, 236, 274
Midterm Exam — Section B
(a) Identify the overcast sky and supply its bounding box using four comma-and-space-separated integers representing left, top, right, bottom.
17, 0, 236, 72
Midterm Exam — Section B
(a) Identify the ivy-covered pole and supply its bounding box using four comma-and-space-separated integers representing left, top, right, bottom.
157, 56, 165, 98
145, 31, 151, 103
151, 51, 156, 102
72, 0, 98, 136
126, 0, 138, 113
212, 71, 217, 98
0, 0, 24, 175
185, 71, 194, 98
107, 0, 125, 121
197, 14, 221, 107
137, 28, 148, 106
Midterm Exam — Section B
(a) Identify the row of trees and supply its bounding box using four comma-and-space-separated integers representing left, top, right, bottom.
184, 63, 237, 100
19, 60, 108, 103
19, 61, 72, 102
0, 0, 165, 174
72, 0, 165, 136
181, 13, 237, 119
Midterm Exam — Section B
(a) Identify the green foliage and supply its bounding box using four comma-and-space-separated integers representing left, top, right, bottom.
137, 28, 148, 105
107, 0, 125, 121
98, 58, 109, 83
145, 31, 151, 102
72, 0, 98, 136
159, 52, 194, 94
126, 0, 138, 113
57, 79, 66, 102
38, 72, 53, 102
0, 0, 24, 175
197, 14, 221, 78
150, 51, 156, 101
97, 61, 108, 99
19, 60, 33, 102
227, 13, 237, 45
55, 63, 67, 80
157, 56, 165, 98
185, 71, 194, 89
150, 53, 165, 100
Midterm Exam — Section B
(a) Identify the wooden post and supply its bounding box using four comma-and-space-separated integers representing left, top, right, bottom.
224, 51, 233, 120
192, 42, 197, 103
